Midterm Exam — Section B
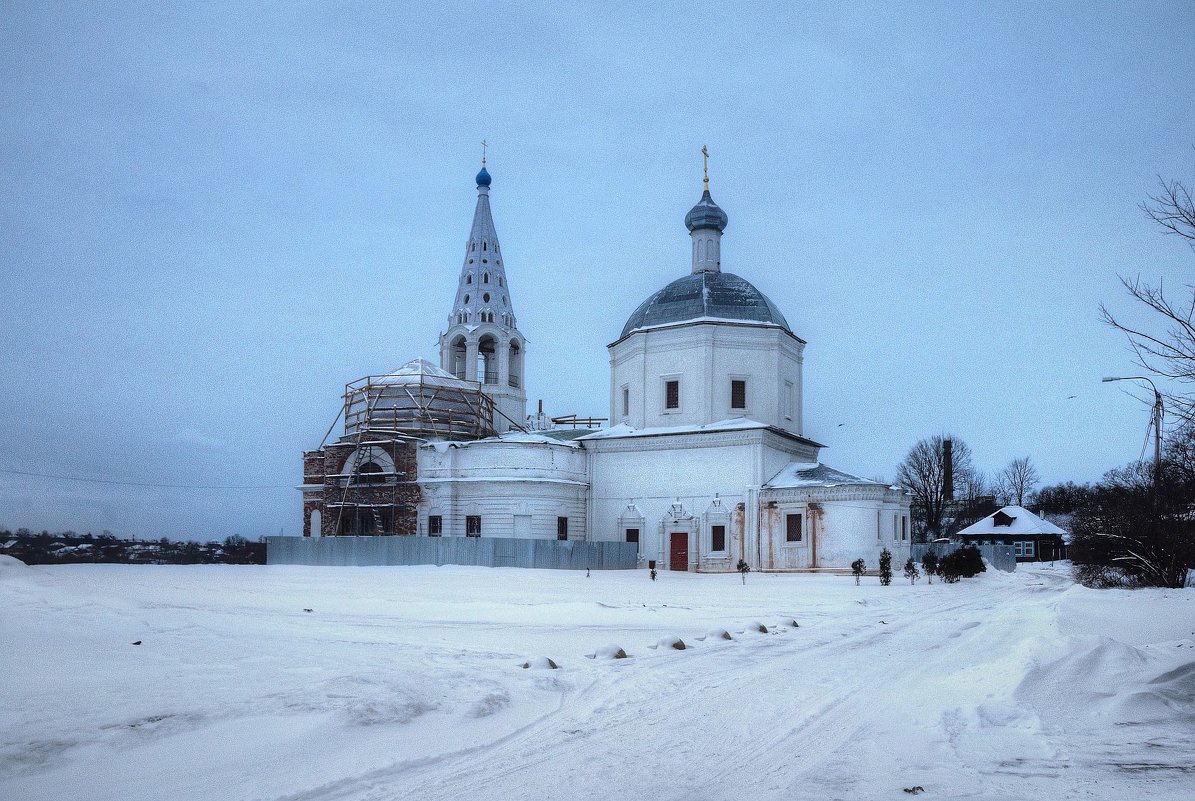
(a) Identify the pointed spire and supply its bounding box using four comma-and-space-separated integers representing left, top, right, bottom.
447, 161, 517, 331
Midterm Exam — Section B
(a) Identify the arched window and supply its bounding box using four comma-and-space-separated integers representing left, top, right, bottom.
498, 276, 503, 286
466, 274, 472, 284
463, 294, 470, 305
471, 243, 475, 251
482, 241, 487, 250
483, 273, 489, 283
483, 293, 490, 303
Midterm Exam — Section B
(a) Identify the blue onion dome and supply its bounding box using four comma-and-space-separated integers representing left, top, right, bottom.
684, 189, 728, 232
476, 166, 492, 187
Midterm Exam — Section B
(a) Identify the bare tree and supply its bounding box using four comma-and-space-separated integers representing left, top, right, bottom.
895, 434, 975, 541
1101, 169, 1195, 418
998, 456, 1040, 507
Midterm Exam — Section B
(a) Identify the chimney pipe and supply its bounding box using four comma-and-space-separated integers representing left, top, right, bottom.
943, 439, 954, 501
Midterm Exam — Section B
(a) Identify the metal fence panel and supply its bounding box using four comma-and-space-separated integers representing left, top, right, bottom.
909, 542, 1017, 573
266, 536, 640, 570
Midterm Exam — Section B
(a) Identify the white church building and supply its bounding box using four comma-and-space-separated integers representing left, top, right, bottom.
300, 160, 911, 572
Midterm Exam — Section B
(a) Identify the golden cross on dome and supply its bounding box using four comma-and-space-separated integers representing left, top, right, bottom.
481, 139, 488, 166
702, 144, 709, 190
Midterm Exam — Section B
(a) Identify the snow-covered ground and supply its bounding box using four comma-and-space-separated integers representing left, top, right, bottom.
2, 557, 1192, 800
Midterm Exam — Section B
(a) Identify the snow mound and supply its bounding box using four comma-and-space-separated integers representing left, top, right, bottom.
698, 629, 733, 641
1017, 637, 1195, 725
585, 645, 628, 660
519, 657, 559, 670
650, 636, 687, 651
744, 622, 768, 634
0, 554, 28, 574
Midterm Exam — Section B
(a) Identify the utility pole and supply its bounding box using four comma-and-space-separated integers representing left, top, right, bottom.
1102, 375, 1164, 508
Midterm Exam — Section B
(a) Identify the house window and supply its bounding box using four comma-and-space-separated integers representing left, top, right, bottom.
786, 513, 803, 543
1024, 541, 1035, 558
625, 527, 639, 545
557, 516, 568, 541
428, 515, 442, 536
621, 386, 629, 417
466, 515, 481, 537
731, 379, 746, 410
711, 524, 726, 552
665, 379, 679, 410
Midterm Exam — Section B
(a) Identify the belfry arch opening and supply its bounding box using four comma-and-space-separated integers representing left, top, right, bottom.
448, 335, 467, 379
478, 335, 498, 384
509, 340, 523, 389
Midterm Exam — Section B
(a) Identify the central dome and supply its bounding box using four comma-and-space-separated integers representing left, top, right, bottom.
619, 271, 791, 339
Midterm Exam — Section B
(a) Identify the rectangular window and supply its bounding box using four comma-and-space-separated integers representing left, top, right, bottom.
893, 513, 898, 540
784, 381, 794, 420
428, 515, 442, 536
665, 379, 680, 410
466, 515, 481, 537
901, 516, 908, 541
625, 527, 639, 545
621, 385, 630, 417
711, 524, 726, 552
557, 516, 568, 541
1024, 541, 1035, 558
786, 513, 803, 543
731, 379, 747, 410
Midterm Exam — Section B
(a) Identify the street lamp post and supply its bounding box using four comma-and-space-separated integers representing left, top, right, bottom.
1102, 375, 1164, 504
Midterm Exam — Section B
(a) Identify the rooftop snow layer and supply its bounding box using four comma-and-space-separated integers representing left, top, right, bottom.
957, 505, 1068, 536
764, 462, 885, 489
578, 418, 770, 441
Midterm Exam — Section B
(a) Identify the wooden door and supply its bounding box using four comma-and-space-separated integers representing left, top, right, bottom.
669, 532, 688, 571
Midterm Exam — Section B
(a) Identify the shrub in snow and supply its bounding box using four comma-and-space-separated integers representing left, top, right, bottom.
736, 558, 750, 584
904, 557, 920, 584
520, 657, 559, 669
746, 622, 768, 634
938, 545, 985, 583
879, 549, 892, 586
652, 636, 686, 650
1069, 459, 1195, 589
921, 550, 939, 583
851, 558, 866, 585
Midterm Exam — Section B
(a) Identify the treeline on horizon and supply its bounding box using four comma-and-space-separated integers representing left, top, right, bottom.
0, 529, 265, 566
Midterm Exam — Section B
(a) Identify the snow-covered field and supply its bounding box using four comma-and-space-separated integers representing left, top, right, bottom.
2, 557, 1192, 801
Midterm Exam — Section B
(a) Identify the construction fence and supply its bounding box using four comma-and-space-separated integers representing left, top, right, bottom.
910, 542, 1017, 573
266, 535, 640, 570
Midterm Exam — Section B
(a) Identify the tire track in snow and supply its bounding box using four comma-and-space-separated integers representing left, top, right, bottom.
313, 586, 1061, 801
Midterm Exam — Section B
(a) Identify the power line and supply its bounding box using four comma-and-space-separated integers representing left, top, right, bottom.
0, 467, 291, 490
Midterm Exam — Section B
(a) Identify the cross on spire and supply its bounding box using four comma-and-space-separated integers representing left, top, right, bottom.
702, 144, 709, 190
481, 139, 488, 167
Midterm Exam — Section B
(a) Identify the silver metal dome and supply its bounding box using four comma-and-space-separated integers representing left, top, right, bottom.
619, 271, 791, 339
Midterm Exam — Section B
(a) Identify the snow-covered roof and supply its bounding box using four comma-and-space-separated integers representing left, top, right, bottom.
422, 428, 587, 449
578, 417, 770, 441
956, 505, 1068, 537
367, 358, 470, 388
764, 462, 885, 489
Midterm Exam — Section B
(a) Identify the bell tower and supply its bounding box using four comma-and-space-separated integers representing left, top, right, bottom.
438, 158, 527, 433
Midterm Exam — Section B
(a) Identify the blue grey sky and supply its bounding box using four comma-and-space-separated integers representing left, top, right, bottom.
2, 2, 1194, 539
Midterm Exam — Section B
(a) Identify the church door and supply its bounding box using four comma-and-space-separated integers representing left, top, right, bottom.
669, 532, 688, 571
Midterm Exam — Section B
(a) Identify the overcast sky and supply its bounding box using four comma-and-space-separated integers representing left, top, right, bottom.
2, 2, 1194, 539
